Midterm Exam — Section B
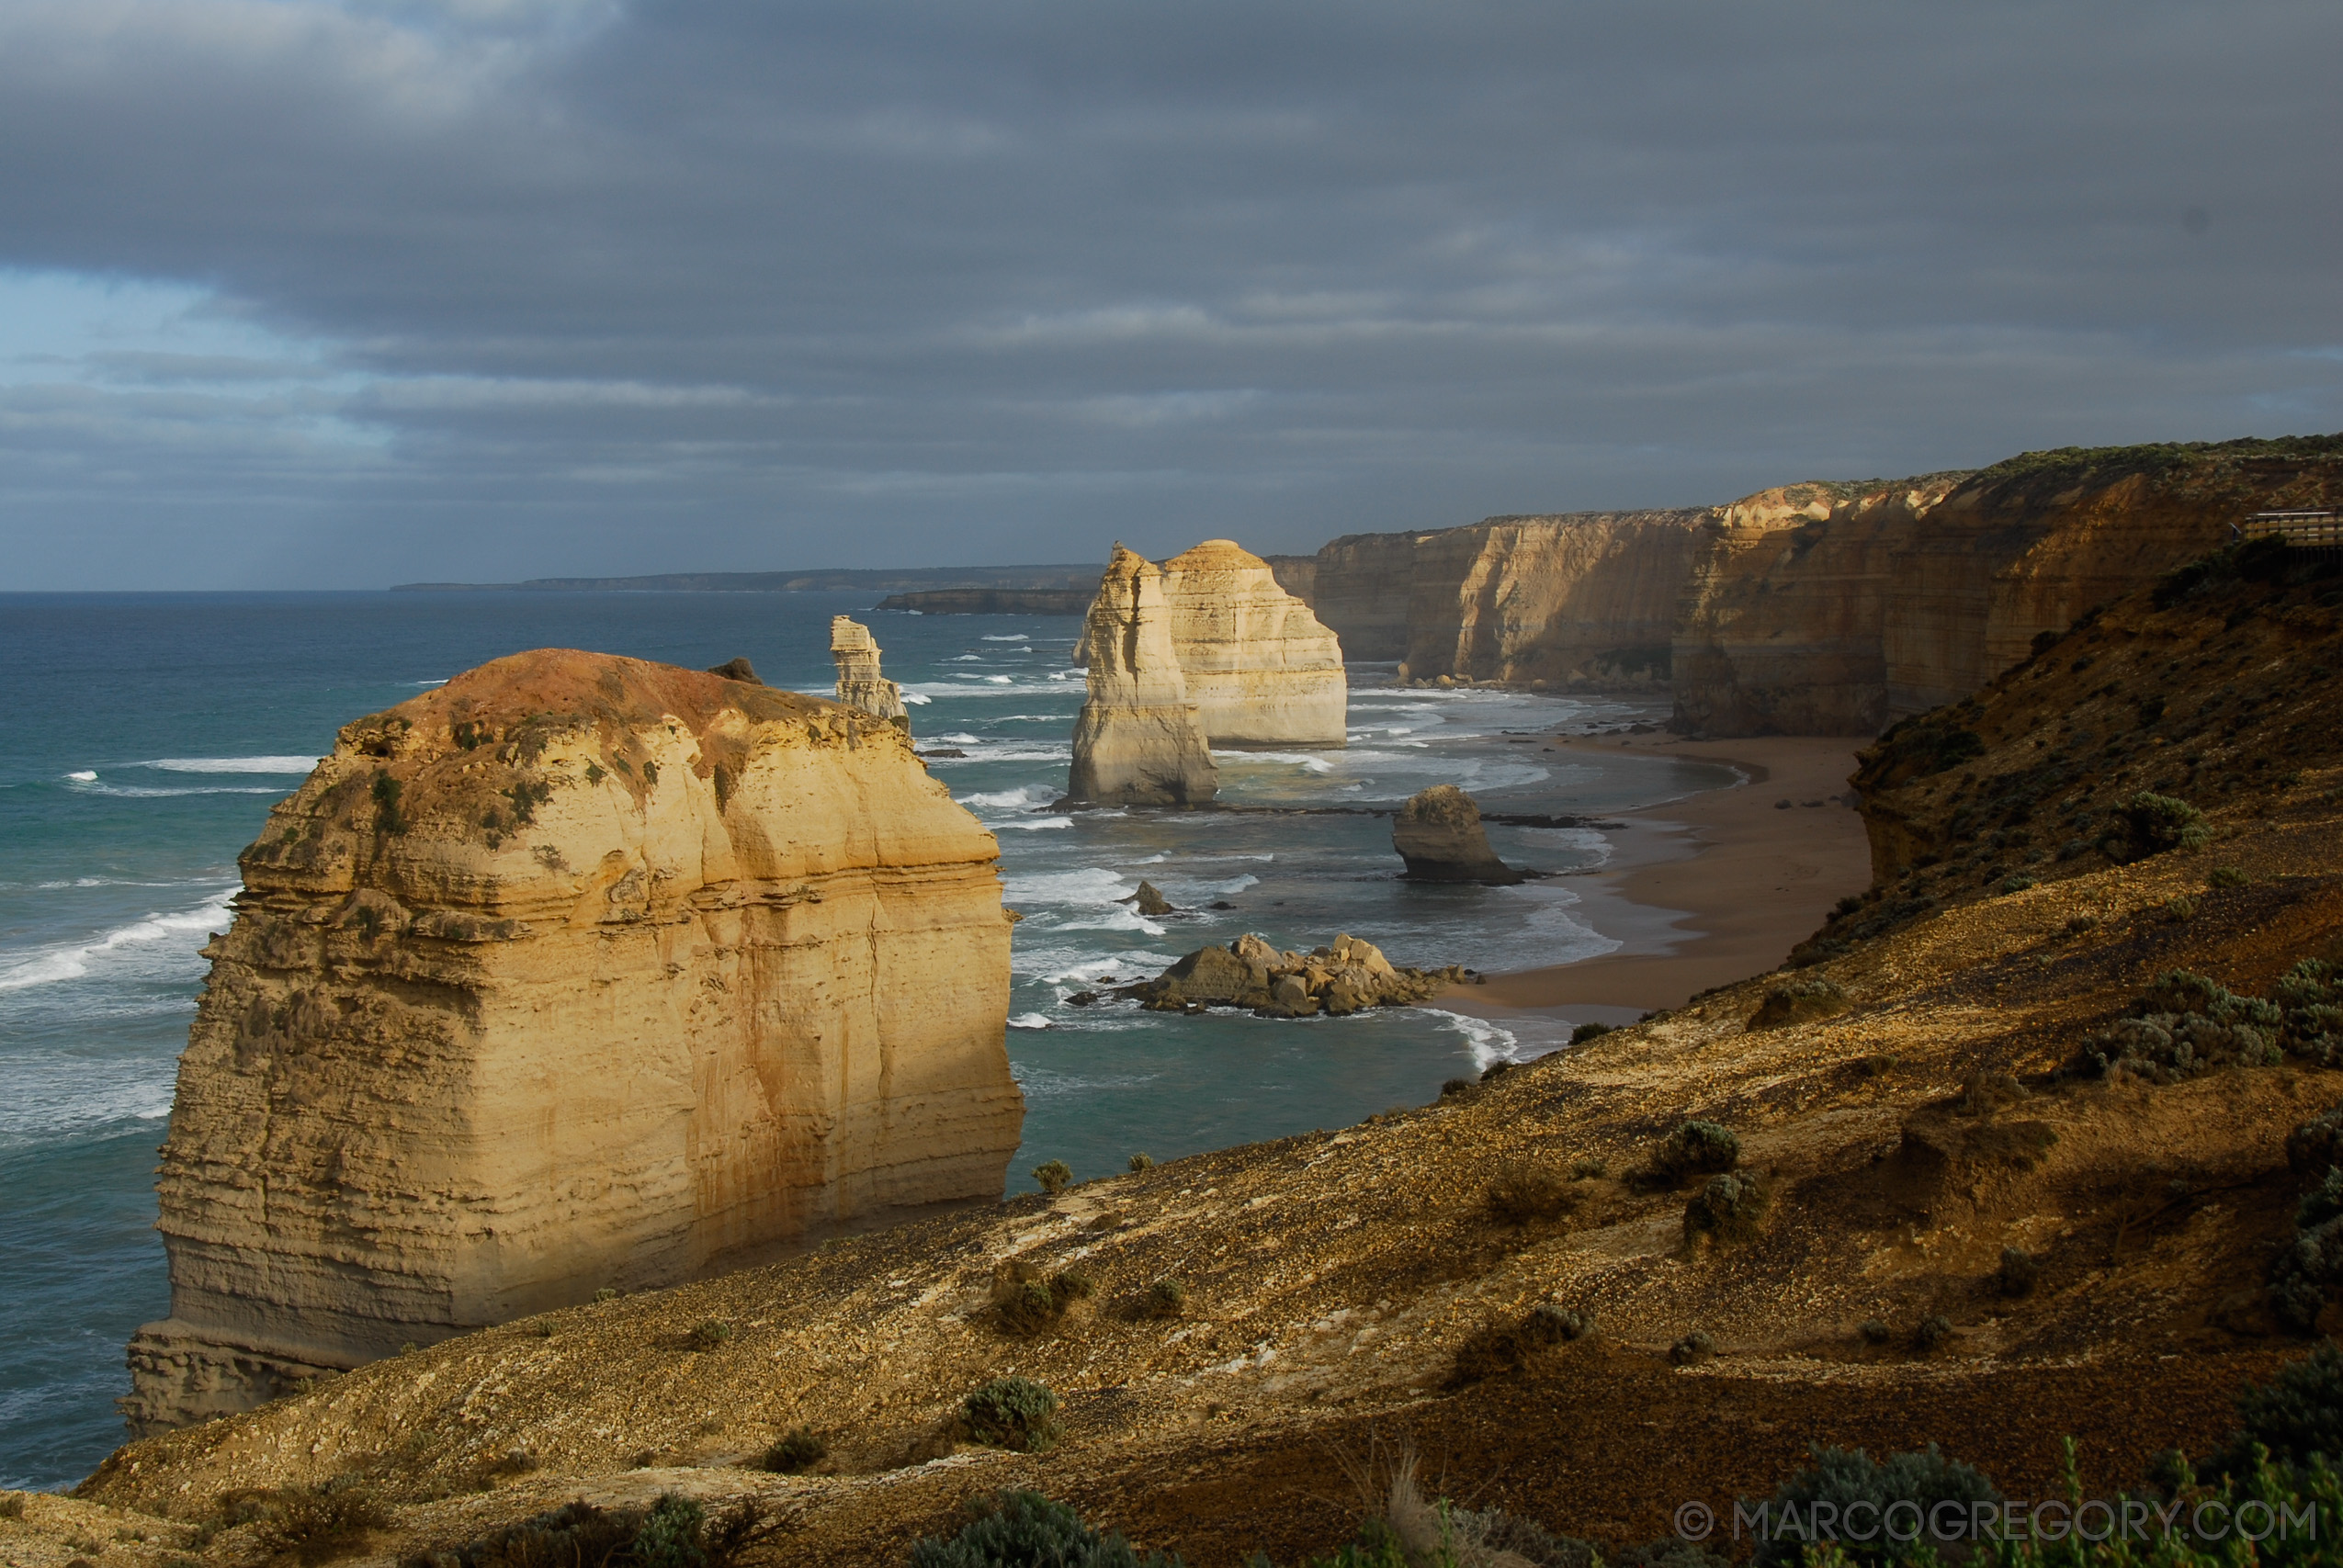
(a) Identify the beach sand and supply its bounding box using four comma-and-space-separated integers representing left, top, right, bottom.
1443, 732, 1873, 1022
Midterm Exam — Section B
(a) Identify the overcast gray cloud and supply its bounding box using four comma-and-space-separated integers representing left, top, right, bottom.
1, 0, 2337, 588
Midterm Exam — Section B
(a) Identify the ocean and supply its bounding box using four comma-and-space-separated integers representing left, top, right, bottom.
0, 590, 1737, 1491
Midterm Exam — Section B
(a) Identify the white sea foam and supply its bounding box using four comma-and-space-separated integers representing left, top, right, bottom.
0, 888, 234, 994
141, 755, 321, 774
958, 784, 1057, 810
992, 816, 1073, 830
65, 770, 96, 782
1007, 1013, 1054, 1030
983, 675, 1013, 684
1009, 1062, 1163, 1100
981, 634, 1030, 642
1216, 750, 1337, 773
949, 654, 986, 662
900, 691, 931, 705
69, 781, 288, 798
1003, 866, 1132, 905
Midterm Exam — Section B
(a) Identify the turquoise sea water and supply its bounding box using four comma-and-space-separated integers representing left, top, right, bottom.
0, 591, 1734, 1490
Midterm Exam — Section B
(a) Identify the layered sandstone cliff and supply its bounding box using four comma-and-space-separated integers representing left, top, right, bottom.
1157, 540, 1346, 747
1066, 547, 1217, 806
1305, 511, 1710, 686
1669, 474, 1970, 735
125, 650, 1022, 1433
831, 615, 909, 725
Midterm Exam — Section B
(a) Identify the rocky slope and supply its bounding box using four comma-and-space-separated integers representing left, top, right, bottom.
54, 541, 2343, 1567
1156, 540, 1346, 747
122, 650, 1022, 1435
1065, 547, 1217, 806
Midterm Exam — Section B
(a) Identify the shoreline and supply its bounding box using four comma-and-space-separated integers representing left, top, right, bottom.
1443, 732, 1873, 1020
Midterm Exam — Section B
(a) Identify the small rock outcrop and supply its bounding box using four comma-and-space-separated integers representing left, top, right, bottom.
124, 649, 1023, 1434
1126, 931, 1476, 1017
1118, 880, 1175, 917
1393, 784, 1522, 885
831, 616, 909, 726
1066, 546, 1218, 807
1157, 539, 1346, 747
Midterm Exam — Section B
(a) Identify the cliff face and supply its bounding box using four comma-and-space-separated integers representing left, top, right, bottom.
1881, 445, 2343, 716
125, 650, 1021, 1433
1158, 539, 1346, 747
830, 616, 910, 724
1670, 475, 1970, 736
1066, 547, 1218, 806
1305, 512, 1709, 685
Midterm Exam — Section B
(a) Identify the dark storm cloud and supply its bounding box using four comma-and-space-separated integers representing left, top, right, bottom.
1, 0, 2338, 587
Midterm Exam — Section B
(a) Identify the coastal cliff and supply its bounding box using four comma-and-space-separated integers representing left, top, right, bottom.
1158, 539, 1346, 747
1304, 511, 1711, 686
123, 650, 1022, 1433
1669, 474, 1971, 735
1066, 547, 1217, 806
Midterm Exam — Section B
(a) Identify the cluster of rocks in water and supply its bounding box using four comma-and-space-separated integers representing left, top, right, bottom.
1099, 931, 1480, 1019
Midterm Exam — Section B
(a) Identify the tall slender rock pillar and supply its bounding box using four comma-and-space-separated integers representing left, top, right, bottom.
832, 616, 910, 727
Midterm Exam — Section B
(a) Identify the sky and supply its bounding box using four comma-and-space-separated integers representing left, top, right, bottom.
1, 1, 2339, 589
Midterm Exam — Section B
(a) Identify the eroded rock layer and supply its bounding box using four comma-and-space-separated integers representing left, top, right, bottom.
1669, 474, 1971, 736
1158, 539, 1346, 747
1066, 547, 1218, 806
1307, 512, 1711, 686
830, 616, 909, 725
126, 650, 1021, 1433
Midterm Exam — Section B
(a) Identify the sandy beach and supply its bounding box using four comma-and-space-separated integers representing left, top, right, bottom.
1444, 731, 1873, 1022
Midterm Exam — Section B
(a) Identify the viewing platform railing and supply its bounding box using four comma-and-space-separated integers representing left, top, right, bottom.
2243, 510, 2343, 552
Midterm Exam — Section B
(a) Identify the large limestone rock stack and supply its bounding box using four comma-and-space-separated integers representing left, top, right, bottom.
830, 615, 909, 726
125, 650, 1023, 1433
1157, 539, 1347, 747
1066, 546, 1218, 806
1392, 784, 1522, 885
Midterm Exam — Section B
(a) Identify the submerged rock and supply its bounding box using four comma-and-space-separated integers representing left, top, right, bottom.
125, 649, 1023, 1434
1393, 784, 1523, 885
1066, 546, 1218, 807
1125, 931, 1477, 1018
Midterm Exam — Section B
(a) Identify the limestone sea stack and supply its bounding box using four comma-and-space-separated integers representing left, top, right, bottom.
1393, 784, 1522, 885
124, 649, 1023, 1433
1157, 539, 1346, 747
1066, 546, 1218, 807
831, 615, 910, 726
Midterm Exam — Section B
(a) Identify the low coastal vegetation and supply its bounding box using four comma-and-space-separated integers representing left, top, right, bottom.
42, 532, 2343, 1567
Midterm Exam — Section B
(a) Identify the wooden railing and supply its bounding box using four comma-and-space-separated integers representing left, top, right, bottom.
2244, 510, 2343, 549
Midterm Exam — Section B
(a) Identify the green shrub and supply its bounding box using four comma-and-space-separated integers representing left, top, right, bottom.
2210, 865, 2251, 889
628, 1496, 706, 1568
1998, 874, 2038, 895
1858, 1319, 1892, 1344
1032, 1159, 1074, 1195
1485, 1164, 1581, 1224
593, 1287, 620, 1303
2066, 967, 2285, 1082
1683, 1173, 1768, 1245
370, 771, 408, 836
1652, 1120, 1741, 1181
687, 1320, 730, 1351
1996, 1247, 2040, 1298
991, 1263, 1095, 1336
2288, 1105, 2343, 1176
1145, 1278, 1187, 1319
1669, 1330, 1717, 1365
1568, 1021, 1613, 1044
1449, 1304, 1596, 1385
1743, 1444, 1998, 1568
1749, 977, 1851, 1031
2164, 895, 2199, 922
1914, 1314, 1952, 1351
2207, 1343, 2343, 1479
762, 1428, 825, 1474
2105, 791, 2211, 862
250, 1479, 392, 1567
962, 1377, 1061, 1453
1126, 1153, 1154, 1172
1569, 1156, 1608, 1180
909, 1491, 1183, 1568
1440, 1077, 1475, 1098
